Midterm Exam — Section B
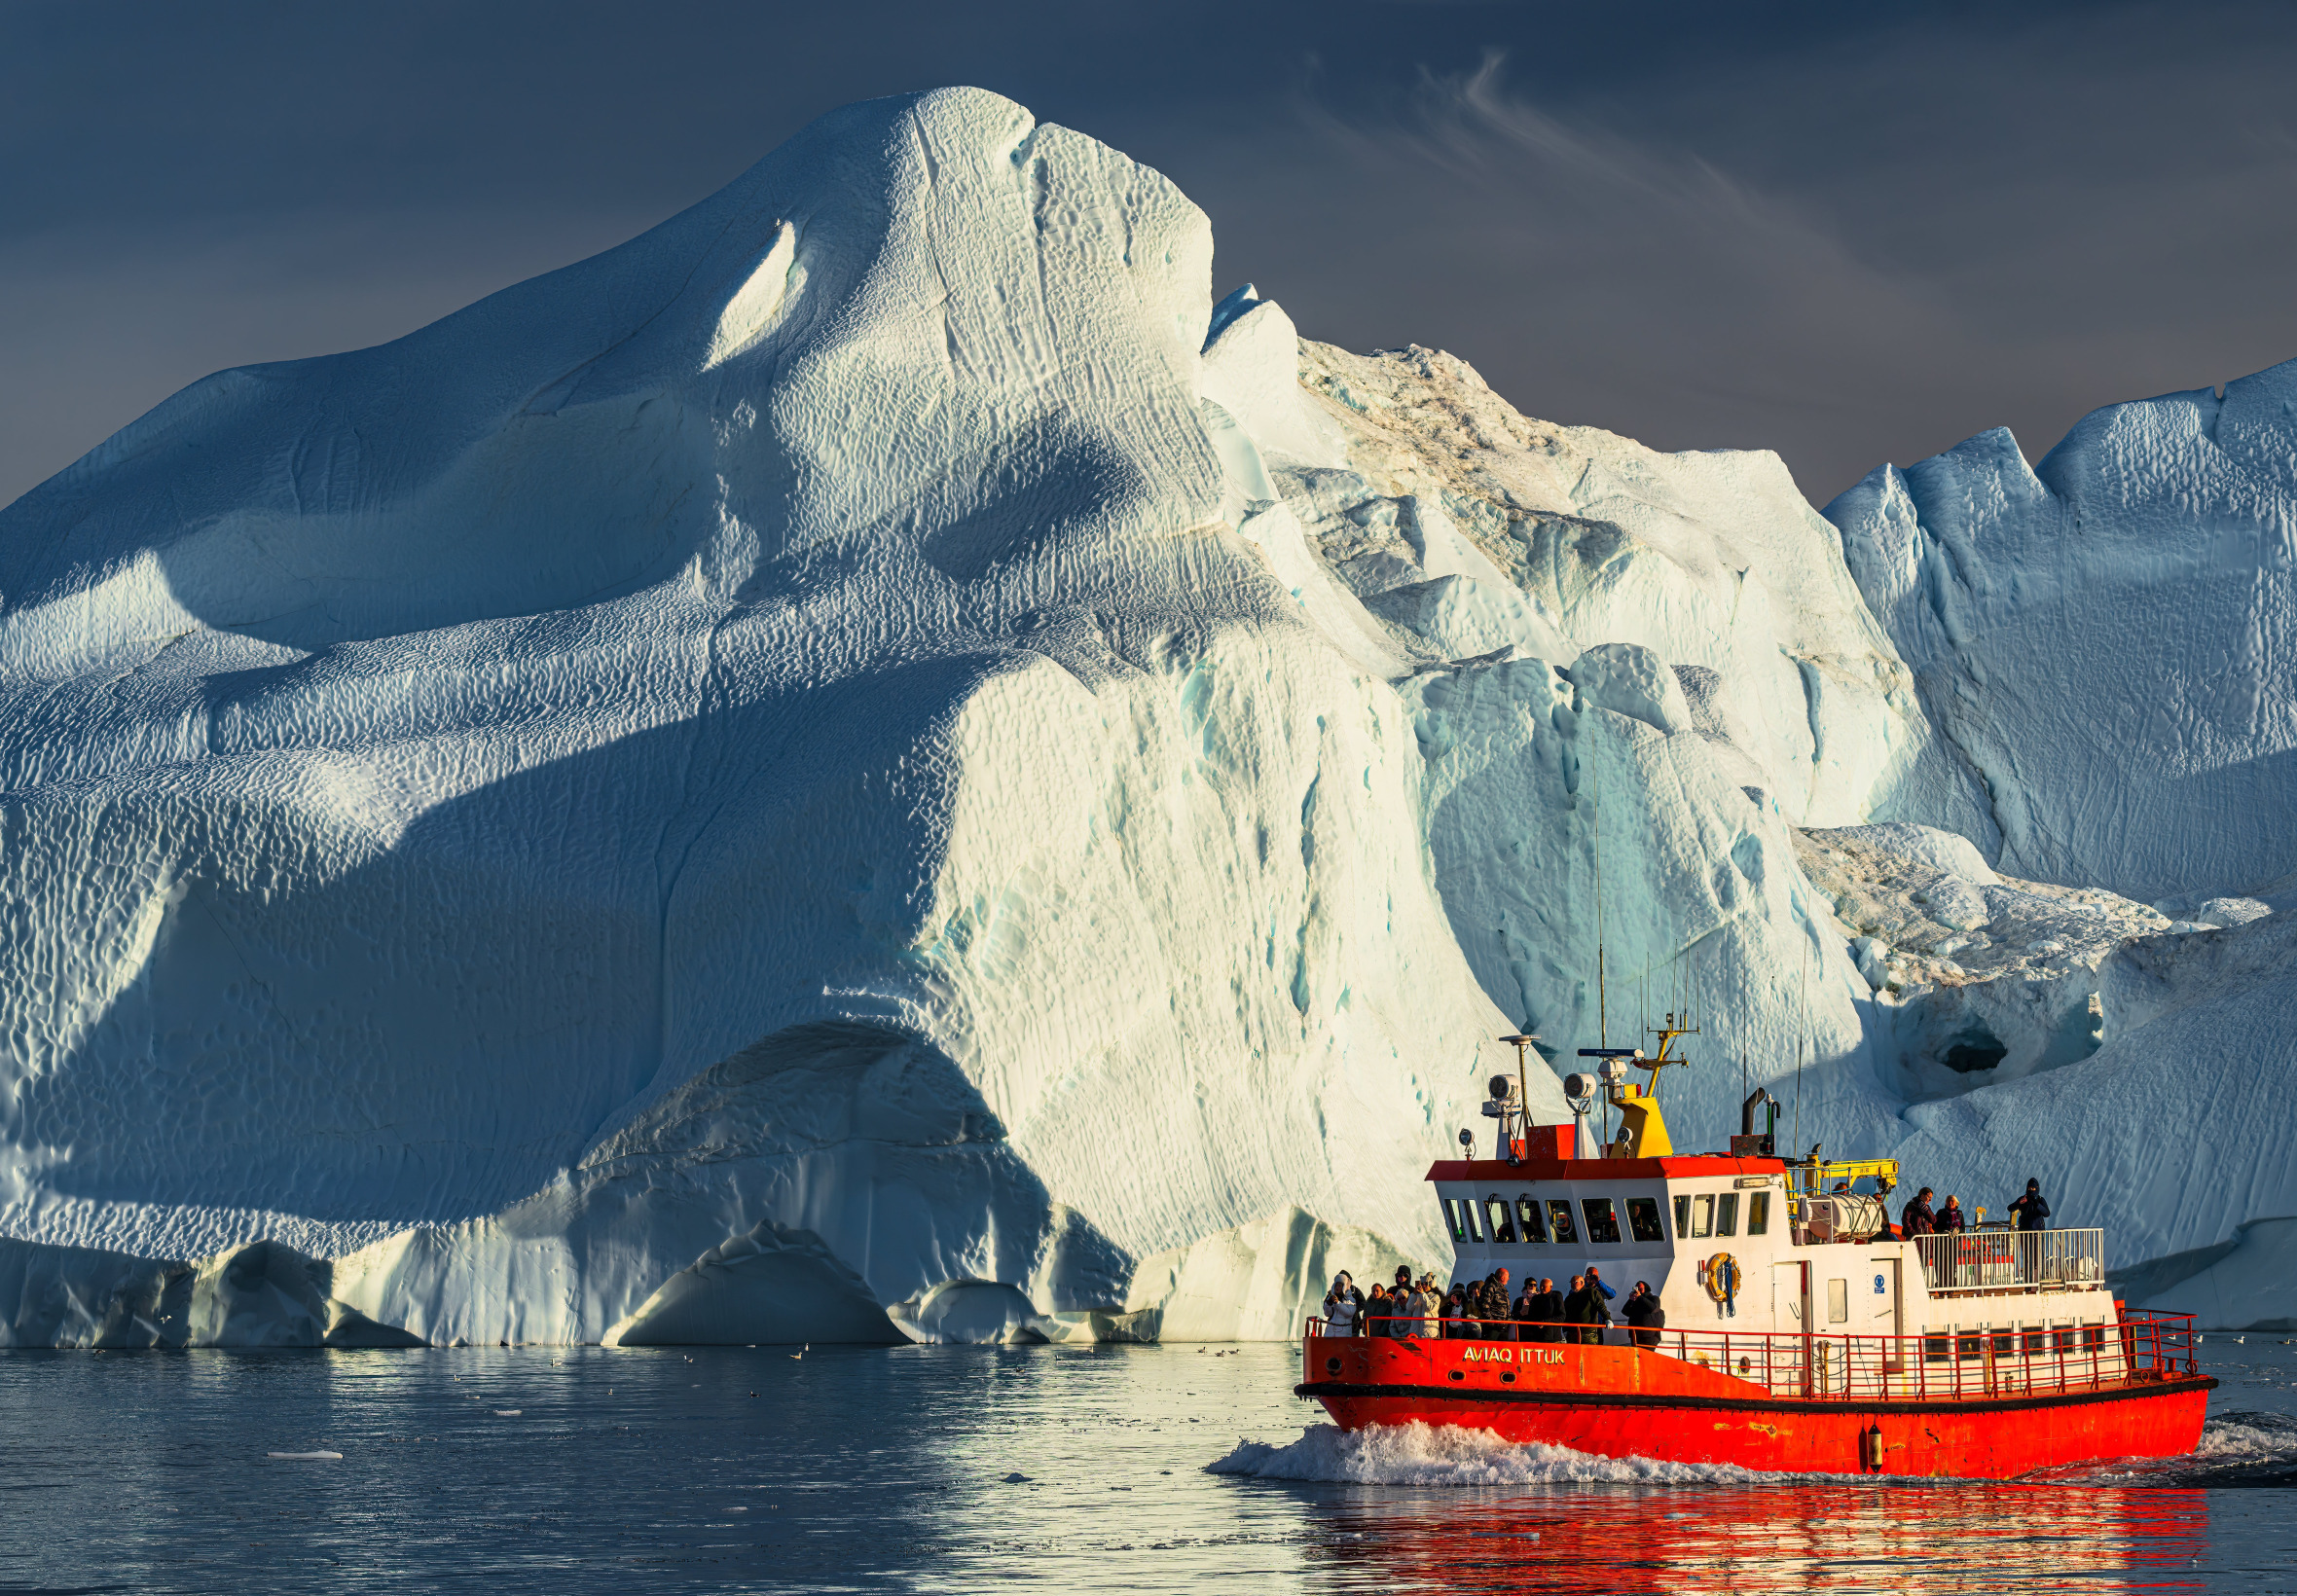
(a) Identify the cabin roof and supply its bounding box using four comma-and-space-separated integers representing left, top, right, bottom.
1425, 1155, 1788, 1182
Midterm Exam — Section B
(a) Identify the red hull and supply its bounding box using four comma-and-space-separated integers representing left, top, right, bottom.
1298, 1333, 2212, 1479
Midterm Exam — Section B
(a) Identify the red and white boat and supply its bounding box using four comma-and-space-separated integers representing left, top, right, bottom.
1295, 1027, 2214, 1478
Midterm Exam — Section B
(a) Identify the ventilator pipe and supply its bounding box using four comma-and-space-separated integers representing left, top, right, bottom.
1740, 1088, 1778, 1140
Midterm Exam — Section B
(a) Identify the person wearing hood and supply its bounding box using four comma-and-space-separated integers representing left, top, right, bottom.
1937, 1196, 1968, 1234
1323, 1272, 1362, 1333
2009, 1180, 2052, 1231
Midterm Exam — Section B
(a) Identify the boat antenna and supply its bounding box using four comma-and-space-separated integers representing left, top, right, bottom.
1592, 743, 1607, 1049
1793, 931, 1807, 1155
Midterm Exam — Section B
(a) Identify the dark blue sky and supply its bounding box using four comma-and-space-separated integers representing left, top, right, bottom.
5, 0, 2295, 506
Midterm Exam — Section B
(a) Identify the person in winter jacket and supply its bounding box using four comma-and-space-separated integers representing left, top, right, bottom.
1901, 1187, 1937, 1237
1323, 1272, 1362, 1333
1483, 1268, 1514, 1339
1621, 1281, 1666, 1349
1523, 1278, 1564, 1343
1442, 1285, 1472, 1338
1562, 1274, 1609, 1345
1937, 1195, 1968, 1233
1584, 1265, 1618, 1304
2009, 1179, 2052, 1231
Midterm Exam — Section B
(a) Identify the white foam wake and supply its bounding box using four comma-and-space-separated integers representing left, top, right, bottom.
1207, 1421, 1784, 1486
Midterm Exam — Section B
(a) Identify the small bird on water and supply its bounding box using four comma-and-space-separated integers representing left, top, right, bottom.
790, 1343, 809, 1360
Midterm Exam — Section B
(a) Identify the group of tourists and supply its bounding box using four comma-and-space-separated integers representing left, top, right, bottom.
1900, 1178, 2052, 1237
1322, 1264, 1669, 1348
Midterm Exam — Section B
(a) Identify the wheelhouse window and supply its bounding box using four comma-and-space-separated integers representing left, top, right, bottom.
1546, 1199, 1580, 1246
1746, 1193, 1770, 1236
1672, 1195, 1689, 1236
1441, 1197, 1469, 1243
1515, 1195, 1548, 1243
1483, 1196, 1516, 1244
1681, 1194, 1714, 1240
1626, 1197, 1665, 1243
1716, 1193, 1740, 1237
1580, 1197, 1622, 1245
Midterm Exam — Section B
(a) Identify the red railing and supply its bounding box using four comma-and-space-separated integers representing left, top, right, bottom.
1306, 1311, 2200, 1402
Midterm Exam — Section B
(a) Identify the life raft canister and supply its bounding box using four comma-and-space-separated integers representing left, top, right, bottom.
1704, 1252, 1739, 1302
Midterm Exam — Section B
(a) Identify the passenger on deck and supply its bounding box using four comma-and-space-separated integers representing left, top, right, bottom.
1901, 1187, 1937, 1237
1563, 1274, 1609, 1345
1484, 1268, 1513, 1339
1384, 1265, 1412, 1334
1525, 1277, 1563, 1343
1411, 1277, 1440, 1338
1510, 1280, 1539, 1337
1584, 1265, 1618, 1306
1937, 1195, 1968, 1234
1441, 1284, 1471, 1338
1622, 1282, 1664, 1349
2009, 1179, 2052, 1231
1323, 1272, 1361, 1334
1365, 1283, 1391, 1335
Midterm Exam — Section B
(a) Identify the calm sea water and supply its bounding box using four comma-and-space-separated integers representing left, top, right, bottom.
0, 1336, 2289, 1593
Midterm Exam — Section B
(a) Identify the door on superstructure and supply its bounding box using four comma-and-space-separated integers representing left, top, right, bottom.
1863, 1259, 1903, 1384
1770, 1261, 1809, 1396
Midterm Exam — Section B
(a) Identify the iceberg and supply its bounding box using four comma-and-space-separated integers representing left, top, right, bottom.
1, 87, 2291, 1340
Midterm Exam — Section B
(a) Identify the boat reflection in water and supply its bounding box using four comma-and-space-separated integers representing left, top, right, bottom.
1295, 1473, 2209, 1594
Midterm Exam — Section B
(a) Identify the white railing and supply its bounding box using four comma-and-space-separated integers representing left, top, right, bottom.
1914, 1229, 2104, 1294
1304, 1311, 2197, 1402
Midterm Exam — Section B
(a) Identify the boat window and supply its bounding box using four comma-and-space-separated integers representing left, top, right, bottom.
2021, 1326, 2046, 1358
1827, 1279, 1849, 1323
1461, 1198, 1481, 1242
1626, 1197, 1665, 1243
1688, 1195, 1714, 1240
1955, 1329, 1983, 1360
1484, 1196, 1516, 1244
1546, 1199, 1580, 1246
1515, 1195, 1548, 1243
1716, 1193, 1739, 1236
2052, 1324, 2076, 1354
2082, 1324, 2106, 1353
1441, 1197, 1469, 1243
1990, 1328, 2015, 1358
1672, 1194, 1690, 1236
1580, 1197, 1621, 1245
1922, 1332, 1951, 1364
1746, 1193, 1770, 1236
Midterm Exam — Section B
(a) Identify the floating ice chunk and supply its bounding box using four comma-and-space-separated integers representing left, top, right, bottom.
267, 1451, 343, 1461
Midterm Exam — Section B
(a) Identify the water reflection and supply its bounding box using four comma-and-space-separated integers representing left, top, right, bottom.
0, 1341, 2281, 1592
1295, 1484, 2208, 1594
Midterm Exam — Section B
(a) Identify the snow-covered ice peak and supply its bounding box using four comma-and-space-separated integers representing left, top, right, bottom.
0, 88, 1525, 1346
3, 82, 2294, 1339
